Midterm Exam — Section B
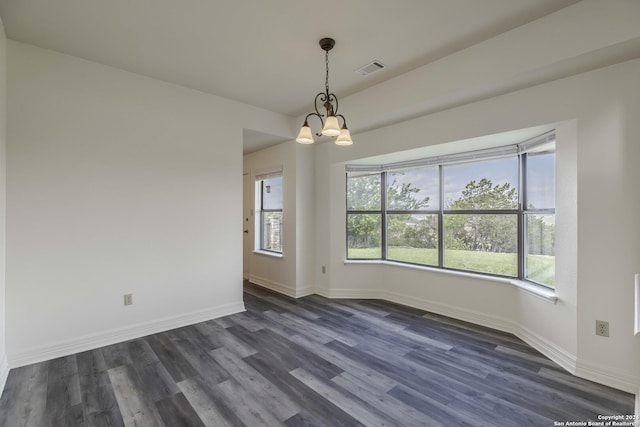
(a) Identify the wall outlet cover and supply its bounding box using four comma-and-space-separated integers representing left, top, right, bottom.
595, 320, 609, 337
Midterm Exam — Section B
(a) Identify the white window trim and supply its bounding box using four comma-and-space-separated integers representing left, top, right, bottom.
253, 249, 284, 259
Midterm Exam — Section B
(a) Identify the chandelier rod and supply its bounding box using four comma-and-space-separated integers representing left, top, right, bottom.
325, 49, 330, 96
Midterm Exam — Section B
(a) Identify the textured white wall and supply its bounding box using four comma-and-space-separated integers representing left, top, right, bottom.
317, 0, 640, 137
0, 18, 7, 392
242, 141, 316, 298
243, 0, 640, 396
305, 1, 640, 394
4, 41, 291, 366
243, 141, 297, 296
315, 59, 640, 393
295, 145, 315, 294
573, 61, 640, 390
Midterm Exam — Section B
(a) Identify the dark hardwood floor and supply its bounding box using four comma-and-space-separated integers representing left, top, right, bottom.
0, 281, 634, 426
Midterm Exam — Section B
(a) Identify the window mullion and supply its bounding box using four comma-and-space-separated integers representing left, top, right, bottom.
260, 180, 265, 251
438, 164, 444, 268
344, 173, 350, 258
386, 210, 440, 215
381, 172, 387, 261
519, 153, 526, 280
442, 209, 519, 215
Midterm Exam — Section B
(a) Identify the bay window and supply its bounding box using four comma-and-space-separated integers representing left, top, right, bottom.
346, 132, 556, 288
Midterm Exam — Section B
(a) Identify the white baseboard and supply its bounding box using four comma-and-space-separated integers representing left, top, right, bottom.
296, 286, 315, 298
8, 301, 245, 369
381, 289, 516, 334
249, 274, 313, 298
319, 286, 516, 333
317, 287, 384, 299
515, 324, 577, 374
517, 319, 639, 394
574, 358, 640, 395
321, 286, 640, 394
0, 354, 8, 399
314, 286, 330, 298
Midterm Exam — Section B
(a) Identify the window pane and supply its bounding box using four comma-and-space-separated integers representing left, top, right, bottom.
387, 214, 438, 266
262, 176, 283, 210
387, 167, 439, 210
444, 214, 517, 276
526, 152, 555, 209
347, 174, 381, 211
444, 158, 518, 210
347, 214, 381, 258
261, 212, 282, 252
526, 214, 555, 287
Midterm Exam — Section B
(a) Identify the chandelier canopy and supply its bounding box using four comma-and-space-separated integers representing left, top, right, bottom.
296, 38, 353, 146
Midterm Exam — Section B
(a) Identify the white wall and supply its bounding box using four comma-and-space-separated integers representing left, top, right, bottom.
243, 141, 315, 298
305, 0, 640, 395
0, 18, 7, 392
332, 0, 640, 137
314, 59, 640, 393
295, 145, 315, 293
243, 0, 640, 399
516, 120, 578, 370
5, 41, 292, 366
243, 141, 297, 295
574, 59, 640, 390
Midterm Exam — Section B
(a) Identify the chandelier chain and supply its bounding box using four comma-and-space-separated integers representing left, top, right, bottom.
325, 50, 330, 95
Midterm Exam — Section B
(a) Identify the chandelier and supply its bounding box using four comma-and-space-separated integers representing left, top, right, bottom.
296, 38, 353, 146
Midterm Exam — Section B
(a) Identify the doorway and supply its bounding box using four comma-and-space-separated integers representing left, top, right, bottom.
243, 172, 251, 279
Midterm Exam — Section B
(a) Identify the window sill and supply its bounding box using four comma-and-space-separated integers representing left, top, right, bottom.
253, 250, 283, 259
343, 259, 558, 304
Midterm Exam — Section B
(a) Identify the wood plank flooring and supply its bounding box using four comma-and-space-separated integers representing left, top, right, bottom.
0, 281, 634, 426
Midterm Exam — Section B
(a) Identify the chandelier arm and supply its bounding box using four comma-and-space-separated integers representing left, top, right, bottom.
304, 112, 322, 121
304, 112, 325, 137
336, 114, 347, 128
328, 93, 338, 115
314, 92, 328, 118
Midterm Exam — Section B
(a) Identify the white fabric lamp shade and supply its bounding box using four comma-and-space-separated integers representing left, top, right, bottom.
335, 127, 353, 146
322, 115, 341, 137
296, 125, 314, 144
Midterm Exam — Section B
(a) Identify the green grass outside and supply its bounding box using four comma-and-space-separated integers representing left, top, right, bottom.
526, 254, 555, 286
348, 246, 555, 287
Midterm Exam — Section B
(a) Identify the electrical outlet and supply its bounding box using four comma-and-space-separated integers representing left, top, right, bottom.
322, 265, 326, 274
595, 320, 609, 337
124, 293, 133, 306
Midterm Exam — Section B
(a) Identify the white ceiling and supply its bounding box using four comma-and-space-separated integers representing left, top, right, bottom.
0, 0, 580, 150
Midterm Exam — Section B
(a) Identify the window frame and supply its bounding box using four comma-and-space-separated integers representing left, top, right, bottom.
256, 173, 283, 254
345, 172, 384, 260
345, 132, 556, 289
385, 165, 440, 267
522, 150, 556, 286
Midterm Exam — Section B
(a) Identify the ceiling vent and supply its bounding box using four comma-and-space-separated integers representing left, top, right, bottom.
355, 60, 385, 77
